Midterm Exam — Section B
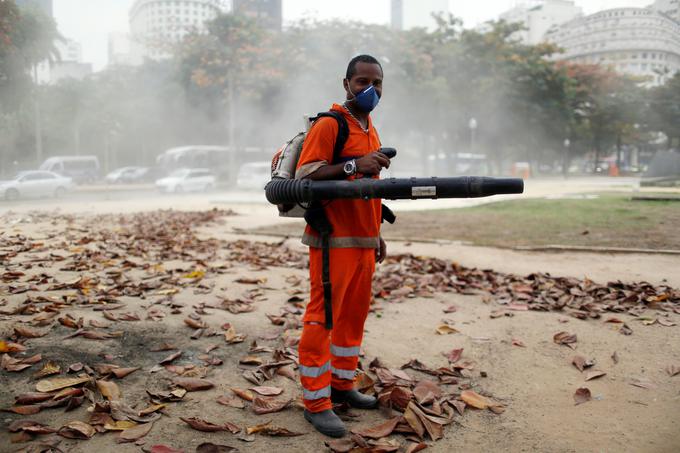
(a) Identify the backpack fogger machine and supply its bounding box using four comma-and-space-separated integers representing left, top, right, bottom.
265, 148, 524, 206
264, 147, 524, 330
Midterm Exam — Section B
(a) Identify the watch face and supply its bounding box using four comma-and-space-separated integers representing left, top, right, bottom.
344, 161, 355, 174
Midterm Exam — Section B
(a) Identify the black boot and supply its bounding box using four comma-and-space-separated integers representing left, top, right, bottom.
303, 409, 347, 438
331, 388, 378, 409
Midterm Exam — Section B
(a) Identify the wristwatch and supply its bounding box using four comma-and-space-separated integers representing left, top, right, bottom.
343, 159, 357, 177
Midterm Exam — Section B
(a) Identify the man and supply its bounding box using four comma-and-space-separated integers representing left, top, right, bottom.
295, 54, 391, 437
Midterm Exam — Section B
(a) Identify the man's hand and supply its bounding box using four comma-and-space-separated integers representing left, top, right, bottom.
376, 237, 387, 264
356, 151, 390, 175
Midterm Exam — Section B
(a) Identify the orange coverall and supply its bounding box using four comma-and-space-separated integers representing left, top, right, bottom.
295, 103, 382, 413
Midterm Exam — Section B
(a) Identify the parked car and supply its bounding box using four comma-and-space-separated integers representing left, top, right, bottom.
39, 156, 100, 184
0, 171, 74, 200
155, 168, 216, 193
237, 162, 271, 190
105, 166, 150, 184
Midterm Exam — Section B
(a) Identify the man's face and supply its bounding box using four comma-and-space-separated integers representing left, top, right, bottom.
344, 62, 383, 100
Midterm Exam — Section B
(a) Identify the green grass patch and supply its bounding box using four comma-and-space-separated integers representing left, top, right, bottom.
380, 193, 679, 249
252, 193, 679, 250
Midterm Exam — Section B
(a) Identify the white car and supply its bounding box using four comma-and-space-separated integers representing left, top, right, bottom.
0, 171, 74, 201
155, 168, 216, 193
105, 166, 149, 184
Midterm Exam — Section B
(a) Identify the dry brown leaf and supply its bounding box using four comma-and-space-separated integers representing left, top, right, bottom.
350, 417, 400, 439
117, 422, 154, 443
584, 370, 606, 381
110, 367, 139, 379
245, 421, 303, 437
435, 324, 459, 335
97, 380, 121, 401
553, 331, 577, 348
172, 377, 214, 391
389, 387, 413, 411
15, 392, 53, 405
325, 438, 356, 453
231, 388, 255, 402
0, 341, 26, 353
574, 387, 591, 405
249, 386, 283, 396
8, 420, 55, 435
252, 397, 291, 415
180, 417, 230, 433
58, 420, 96, 439
159, 350, 182, 365
6, 404, 42, 415
196, 443, 239, 453
460, 390, 492, 409
104, 420, 138, 431
571, 355, 595, 372
217, 395, 245, 409
33, 361, 60, 379
14, 326, 48, 338
36, 375, 89, 393
443, 348, 463, 363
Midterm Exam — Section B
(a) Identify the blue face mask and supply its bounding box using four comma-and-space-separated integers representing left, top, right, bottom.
349, 85, 380, 112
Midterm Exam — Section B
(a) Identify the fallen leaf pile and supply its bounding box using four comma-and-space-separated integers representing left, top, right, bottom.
374, 254, 680, 321
1, 209, 678, 451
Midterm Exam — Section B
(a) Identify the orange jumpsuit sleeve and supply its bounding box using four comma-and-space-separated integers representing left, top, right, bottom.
295, 117, 339, 179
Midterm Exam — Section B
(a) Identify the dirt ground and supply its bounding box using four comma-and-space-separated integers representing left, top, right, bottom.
1, 200, 679, 453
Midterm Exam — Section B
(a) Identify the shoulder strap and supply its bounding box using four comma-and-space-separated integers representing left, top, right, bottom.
311, 111, 349, 164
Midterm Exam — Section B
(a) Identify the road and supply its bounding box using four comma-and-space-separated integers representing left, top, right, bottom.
0, 176, 648, 217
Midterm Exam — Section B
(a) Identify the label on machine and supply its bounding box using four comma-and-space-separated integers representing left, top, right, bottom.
412, 186, 437, 197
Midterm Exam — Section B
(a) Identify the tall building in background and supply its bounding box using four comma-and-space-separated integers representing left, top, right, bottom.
129, 0, 226, 61
15, 0, 53, 17
545, 7, 680, 86
50, 39, 92, 83
15, 0, 90, 84
499, 0, 582, 44
391, 0, 449, 31
232, 0, 282, 30
651, 0, 680, 22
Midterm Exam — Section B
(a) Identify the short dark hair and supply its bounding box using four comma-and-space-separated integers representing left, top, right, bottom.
346, 54, 383, 80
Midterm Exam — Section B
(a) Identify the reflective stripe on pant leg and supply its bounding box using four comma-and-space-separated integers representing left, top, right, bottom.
330, 344, 360, 357
299, 361, 331, 378
331, 366, 356, 380
302, 385, 331, 400
299, 317, 332, 412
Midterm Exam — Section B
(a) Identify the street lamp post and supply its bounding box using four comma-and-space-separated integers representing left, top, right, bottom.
563, 138, 570, 179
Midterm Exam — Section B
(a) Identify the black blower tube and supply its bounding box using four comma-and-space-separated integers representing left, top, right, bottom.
265, 176, 524, 205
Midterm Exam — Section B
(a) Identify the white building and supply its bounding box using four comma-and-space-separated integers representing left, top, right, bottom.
651, 0, 680, 22
391, 0, 450, 31
129, 0, 226, 61
499, 0, 582, 44
545, 7, 680, 86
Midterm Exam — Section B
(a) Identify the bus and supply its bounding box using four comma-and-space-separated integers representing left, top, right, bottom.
156, 145, 271, 183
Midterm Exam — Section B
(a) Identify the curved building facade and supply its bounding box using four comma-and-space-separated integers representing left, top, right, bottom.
545, 7, 680, 85
130, 0, 225, 59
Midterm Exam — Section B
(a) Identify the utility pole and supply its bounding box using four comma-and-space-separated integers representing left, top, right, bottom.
227, 70, 236, 186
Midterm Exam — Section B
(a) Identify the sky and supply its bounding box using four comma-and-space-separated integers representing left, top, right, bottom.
52, 0, 654, 71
